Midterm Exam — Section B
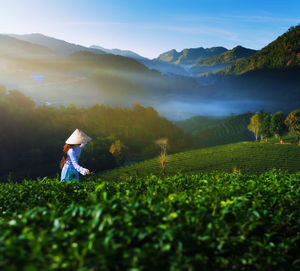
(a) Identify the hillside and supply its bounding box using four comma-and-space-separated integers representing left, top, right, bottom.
90, 45, 146, 60
10, 33, 106, 56
195, 46, 257, 66
90, 45, 190, 77
157, 47, 228, 66
2, 28, 300, 118
0, 38, 208, 111
100, 140, 300, 179
175, 113, 253, 147
189, 46, 257, 76
221, 25, 300, 75
0, 35, 55, 57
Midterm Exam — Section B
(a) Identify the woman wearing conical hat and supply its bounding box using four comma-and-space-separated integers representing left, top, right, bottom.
60, 129, 92, 182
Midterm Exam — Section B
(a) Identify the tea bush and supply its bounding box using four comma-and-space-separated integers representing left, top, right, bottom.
100, 141, 300, 179
0, 170, 299, 270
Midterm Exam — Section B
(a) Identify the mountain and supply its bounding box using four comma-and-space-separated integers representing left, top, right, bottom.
1, 27, 300, 119
189, 46, 257, 76
90, 45, 146, 60
157, 49, 181, 63
9, 34, 189, 77
0, 35, 55, 57
221, 25, 300, 75
90, 45, 189, 77
9, 33, 106, 56
158, 47, 228, 66
191, 25, 300, 111
194, 46, 257, 66
0, 37, 209, 116
138, 58, 189, 76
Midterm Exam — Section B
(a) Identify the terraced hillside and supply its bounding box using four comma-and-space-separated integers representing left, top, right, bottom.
99, 140, 300, 179
175, 113, 253, 148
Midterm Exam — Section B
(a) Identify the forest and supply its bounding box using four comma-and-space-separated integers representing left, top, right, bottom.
0, 86, 187, 180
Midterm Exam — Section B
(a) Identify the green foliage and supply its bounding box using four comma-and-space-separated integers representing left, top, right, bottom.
176, 113, 253, 148
195, 46, 257, 66
80, 137, 116, 172
270, 112, 286, 138
101, 140, 300, 179
0, 87, 187, 180
247, 111, 271, 141
0, 170, 299, 270
259, 112, 271, 140
222, 25, 300, 75
248, 113, 262, 141
158, 47, 227, 66
285, 109, 300, 141
109, 139, 128, 166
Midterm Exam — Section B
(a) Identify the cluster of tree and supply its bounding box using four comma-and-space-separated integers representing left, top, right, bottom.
248, 109, 300, 143
0, 86, 187, 180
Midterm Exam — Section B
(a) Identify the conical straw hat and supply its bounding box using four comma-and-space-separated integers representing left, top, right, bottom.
66, 129, 92, 145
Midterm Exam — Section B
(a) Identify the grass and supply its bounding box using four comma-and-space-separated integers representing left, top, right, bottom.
99, 137, 300, 180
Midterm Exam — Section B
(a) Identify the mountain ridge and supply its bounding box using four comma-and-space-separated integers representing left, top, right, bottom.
9, 33, 106, 56
158, 46, 228, 66
90, 45, 146, 60
194, 46, 257, 66
0, 34, 56, 57
219, 25, 300, 75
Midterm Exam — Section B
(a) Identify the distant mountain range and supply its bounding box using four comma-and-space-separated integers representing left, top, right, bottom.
9, 33, 106, 56
0, 35, 55, 57
189, 46, 258, 76
90, 45, 146, 60
7, 33, 260, 77
0, 25, 299, 119
195, 46, 257, 66
90, 44, 190, 77
157, 47, 228, 67
0, 34, 205, 115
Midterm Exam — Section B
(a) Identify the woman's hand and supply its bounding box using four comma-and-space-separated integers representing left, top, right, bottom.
86, 169, 90, 175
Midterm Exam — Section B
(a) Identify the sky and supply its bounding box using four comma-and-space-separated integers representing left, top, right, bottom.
0, 0, 299, 58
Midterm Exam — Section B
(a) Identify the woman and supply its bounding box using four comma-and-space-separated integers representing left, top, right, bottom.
60, 129, 92, 182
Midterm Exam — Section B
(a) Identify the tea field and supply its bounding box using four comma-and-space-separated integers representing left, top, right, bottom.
0, 170, 299, 270
100, 140, 300, 180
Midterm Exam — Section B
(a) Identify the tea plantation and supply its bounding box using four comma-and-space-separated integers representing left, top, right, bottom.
100, 140, 300, 180
0, 170, 299, 270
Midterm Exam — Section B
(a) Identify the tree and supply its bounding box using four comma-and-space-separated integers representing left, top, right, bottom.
248, 113, 263, 141
81, 137, 116, 172
7, 90, 35, 109
109, 139, 127, 166
285, 109, 300, 144
260, 113, 271, 141
270, 112, 285, 139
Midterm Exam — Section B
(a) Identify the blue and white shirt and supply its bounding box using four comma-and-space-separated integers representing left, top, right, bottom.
60, 143, 87, 181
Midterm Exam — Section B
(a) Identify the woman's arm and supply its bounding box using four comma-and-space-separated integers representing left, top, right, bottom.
68, 149, 87, 175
